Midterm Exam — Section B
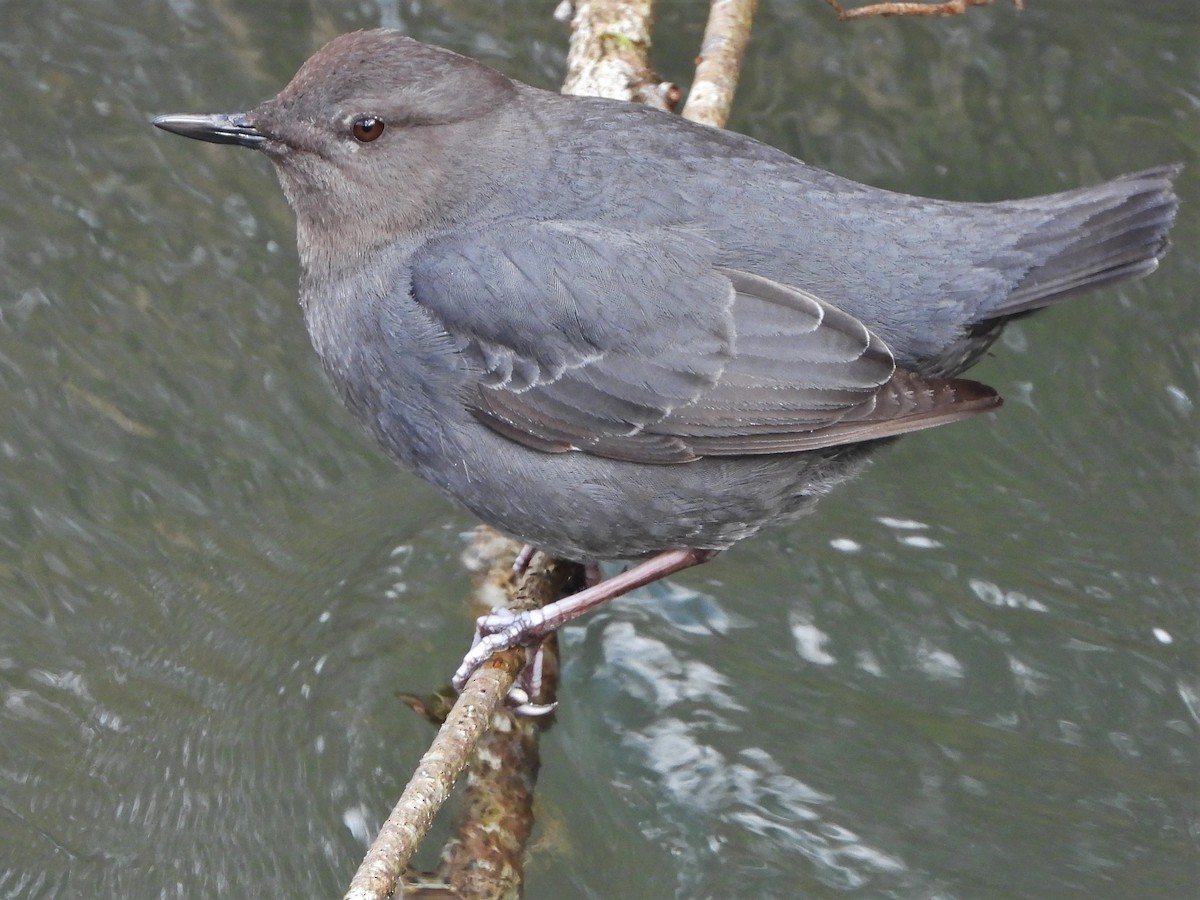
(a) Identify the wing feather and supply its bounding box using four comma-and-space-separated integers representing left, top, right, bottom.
409, 223, 999, 464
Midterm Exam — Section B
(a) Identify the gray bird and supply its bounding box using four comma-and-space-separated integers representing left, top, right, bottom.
154, 29, 1179, 704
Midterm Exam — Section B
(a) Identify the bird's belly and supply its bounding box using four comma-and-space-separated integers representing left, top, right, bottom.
392, 409, 878, 561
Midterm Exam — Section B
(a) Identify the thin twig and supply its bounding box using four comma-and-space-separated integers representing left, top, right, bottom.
683, 0, 759, 127
824, 0, 1023, 20
434, 544, 569, 898
342, 621, 525, 898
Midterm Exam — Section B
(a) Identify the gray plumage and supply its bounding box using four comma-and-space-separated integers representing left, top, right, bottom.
154, 30, 1180, 562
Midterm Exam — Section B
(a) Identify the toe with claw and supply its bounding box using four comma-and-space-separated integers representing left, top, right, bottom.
453, 609, 552, 696
451, 548, 720, 715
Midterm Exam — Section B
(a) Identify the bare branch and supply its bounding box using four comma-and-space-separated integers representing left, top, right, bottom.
683, 0, 759, 128
342, 643, 521, 896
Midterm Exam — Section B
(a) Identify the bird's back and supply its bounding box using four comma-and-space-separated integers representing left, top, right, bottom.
519, 89, 1179, 373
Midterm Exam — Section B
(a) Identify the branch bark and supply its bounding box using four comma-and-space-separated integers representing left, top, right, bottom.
342, 649, 519, 900
560, 0, 680, 109
343, 533, 576, 900
432, 541, 571, 899
683, 0, 758, 128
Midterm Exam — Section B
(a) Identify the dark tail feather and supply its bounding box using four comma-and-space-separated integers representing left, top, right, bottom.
996, 164, 1181, 316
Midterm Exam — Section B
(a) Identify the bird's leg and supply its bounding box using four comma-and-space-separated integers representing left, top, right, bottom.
452, 547, 720, 696
512, 543, 538, 576
460, 606, 557, 715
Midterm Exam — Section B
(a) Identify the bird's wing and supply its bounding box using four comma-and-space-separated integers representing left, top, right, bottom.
409, 221, 999, 464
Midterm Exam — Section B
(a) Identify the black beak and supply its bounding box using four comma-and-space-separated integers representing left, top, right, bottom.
152, 112, 266, 148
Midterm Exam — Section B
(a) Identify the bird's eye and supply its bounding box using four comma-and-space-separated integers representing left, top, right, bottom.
351, 116, 385, 143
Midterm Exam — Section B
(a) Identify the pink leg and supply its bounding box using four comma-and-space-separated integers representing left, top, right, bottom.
512, 543, 538, 576
452, 547, 719, 693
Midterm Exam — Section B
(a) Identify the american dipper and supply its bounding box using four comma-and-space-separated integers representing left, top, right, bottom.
154, 30, 1179, 703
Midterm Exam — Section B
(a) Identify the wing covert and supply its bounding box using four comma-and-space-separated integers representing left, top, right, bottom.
409, 224, 999, 463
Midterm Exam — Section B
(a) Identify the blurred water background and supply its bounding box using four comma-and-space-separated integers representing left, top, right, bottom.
0, 1, 1196, 897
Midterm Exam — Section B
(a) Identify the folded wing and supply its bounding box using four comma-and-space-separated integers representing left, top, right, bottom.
409, 222, 1000, 464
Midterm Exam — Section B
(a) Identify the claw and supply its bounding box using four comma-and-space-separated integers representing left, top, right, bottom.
452, 548, 721, 712
505, 682, 558, 717
457, 613, 558, 715
452, 606, 548, 693
510, 699, 558, 717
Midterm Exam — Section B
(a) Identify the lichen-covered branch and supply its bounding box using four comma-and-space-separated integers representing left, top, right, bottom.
683, 0, 758, 128
824, 0, 1023, 20
343, 532, 576, 900
342, 646, 521, 900
434, 543, 570, 899
560, 0, 680, 109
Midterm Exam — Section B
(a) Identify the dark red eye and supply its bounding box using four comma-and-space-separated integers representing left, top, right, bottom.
351, 116, 385, 143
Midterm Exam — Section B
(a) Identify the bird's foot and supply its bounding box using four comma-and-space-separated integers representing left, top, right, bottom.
453, 607, 557, 715
505, 637, 556, 717
451, 548, 721, 715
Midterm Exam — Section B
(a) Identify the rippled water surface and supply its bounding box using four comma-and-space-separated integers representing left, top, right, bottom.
0, 2, 1196, 897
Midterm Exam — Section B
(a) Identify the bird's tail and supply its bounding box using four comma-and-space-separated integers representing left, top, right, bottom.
993, 164, 1181, 317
